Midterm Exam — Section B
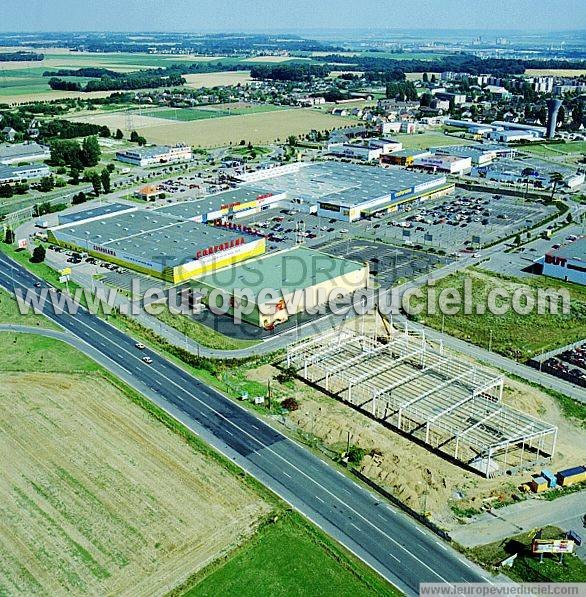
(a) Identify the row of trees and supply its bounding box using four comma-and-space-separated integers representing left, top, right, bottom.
40, 119, 111, 139
250, 63, 331, 81
385, 80, 418, 101
48, 73, 186, 92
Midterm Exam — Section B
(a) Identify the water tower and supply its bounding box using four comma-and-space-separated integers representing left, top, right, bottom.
546, 99, 562, 139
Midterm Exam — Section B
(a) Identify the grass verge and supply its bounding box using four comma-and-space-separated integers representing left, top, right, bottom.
155, 307, 260, 350
175, 510, 398, 597
410, 267, 586, 361
467, 526, 586, 583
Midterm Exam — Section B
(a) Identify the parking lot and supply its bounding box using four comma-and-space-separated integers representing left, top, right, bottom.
313, 237, 452, 288
235, 207, 353, 252
369, 190, 557, 251
483, 222, 585, 278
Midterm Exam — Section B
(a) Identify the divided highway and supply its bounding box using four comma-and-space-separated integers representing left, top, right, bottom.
0, 251, 494, 596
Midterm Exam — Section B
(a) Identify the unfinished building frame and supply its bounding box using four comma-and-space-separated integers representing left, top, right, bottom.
286, 328, 557, 476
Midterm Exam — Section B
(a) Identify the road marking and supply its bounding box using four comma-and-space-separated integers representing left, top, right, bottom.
282, 470, 291, 479
460, 560, 473, 569
315, 495, 325, 504
416, 528, 426, 536
350, 522, 361, 531
435, 541, 448, 551
0, 261, 454, 587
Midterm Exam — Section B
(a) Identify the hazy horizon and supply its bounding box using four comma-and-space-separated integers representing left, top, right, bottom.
2, 0, 585, 33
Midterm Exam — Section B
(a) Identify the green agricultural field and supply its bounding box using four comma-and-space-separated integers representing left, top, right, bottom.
393, 131, 469, 150
139, 103, 285, 122
409, 268, 586, 360
182, 511, 397, 597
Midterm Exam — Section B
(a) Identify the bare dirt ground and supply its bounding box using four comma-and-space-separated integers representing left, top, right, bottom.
0, 372, 269, 596
132, 108, 353, 147
248, 335, 586, 530
182, 71, 252, 88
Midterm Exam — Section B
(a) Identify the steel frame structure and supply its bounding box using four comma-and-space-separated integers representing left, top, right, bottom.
286, 329, 557, 476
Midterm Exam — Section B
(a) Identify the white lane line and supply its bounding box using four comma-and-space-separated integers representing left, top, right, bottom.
350, 522, 361, 531
460, 560, 473, 569
225, 429, 234, 437
435, 541, 448, 551
416, 528, 426, 536
282, 470, 291, 479
3, 271, 453, 587
389, 553, 400, 563
315, 495, 325, 504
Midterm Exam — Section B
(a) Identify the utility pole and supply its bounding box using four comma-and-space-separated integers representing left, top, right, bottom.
489, 328, 493, 352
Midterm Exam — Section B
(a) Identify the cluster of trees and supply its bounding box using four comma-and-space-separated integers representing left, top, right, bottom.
0, 182, 29, 198
250, 63, 331, 81
32, 201, 66, 217
129, 130, 147, 145
44, 67, 121, 78
385, 80, 418, 101
85, 167, 112, 196
40, 119, 111, 139
0, 51, 43, 61
50, 136, 101, 170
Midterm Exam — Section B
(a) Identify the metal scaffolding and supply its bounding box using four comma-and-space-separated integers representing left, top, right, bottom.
286, 328, 557, 477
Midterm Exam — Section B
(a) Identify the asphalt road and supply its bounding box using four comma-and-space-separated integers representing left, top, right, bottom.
0, 250, 495, 596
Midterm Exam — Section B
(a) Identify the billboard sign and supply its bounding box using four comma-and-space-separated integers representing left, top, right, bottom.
17, 238, 28, 249
532, 539, 574, 554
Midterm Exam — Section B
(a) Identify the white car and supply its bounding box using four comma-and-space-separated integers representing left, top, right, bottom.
142, 356, 153, 364
135, 342, 146, 350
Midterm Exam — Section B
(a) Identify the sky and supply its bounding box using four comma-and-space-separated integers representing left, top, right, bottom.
1, 0, 585, 32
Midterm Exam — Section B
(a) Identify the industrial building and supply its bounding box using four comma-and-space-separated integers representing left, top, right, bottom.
382, 149, 431, 166
48, 207, 265, 283
537, 238, 586, 286
473, 159, 585, 190
0, 142, 50, 165
327, 138, 402, 161
286, 327, 557, 476
433, 145, 496, 166
237, 162, 451, 222
0, 163, 50, 184
413, 153, 472, 175
115, 144, 192, 167
194, 246, 369, 329
155, 185, 287, 223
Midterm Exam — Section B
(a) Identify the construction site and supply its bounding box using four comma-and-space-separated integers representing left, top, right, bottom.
285, 324, 558, 477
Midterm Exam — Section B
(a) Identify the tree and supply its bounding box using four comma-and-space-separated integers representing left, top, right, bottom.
419, 92, 433, 108
0, 184, 13, 198
430, 74, 437, 83
100, 168, 111, 194
30, 245, 46, 263
130, 131, 139, 143
115, 128, 124, 140
422, 72, 429, 83
136, 136, 147, 146
514, 233, 521, 246
72, 191, 87, 205
281, 397, 299, 412
287, 135, 297, 146
521, 167, 534, 199
38, 176, 54, 192
69, 167, 80, 184
90, 172, 102, 195
3, 228, 15, 244
81, 135, 101, 167
571, 101, 584, 130
557, 104, 566, 127
549, 172, 564, 201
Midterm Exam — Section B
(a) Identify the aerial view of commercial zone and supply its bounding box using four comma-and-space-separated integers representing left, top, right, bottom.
0, 0, 585, 595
